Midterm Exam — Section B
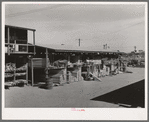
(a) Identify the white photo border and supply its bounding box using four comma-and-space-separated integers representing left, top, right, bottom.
2, 1, 148, 120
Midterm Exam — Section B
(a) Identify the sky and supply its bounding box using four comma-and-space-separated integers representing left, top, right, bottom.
4, 3, 146, 52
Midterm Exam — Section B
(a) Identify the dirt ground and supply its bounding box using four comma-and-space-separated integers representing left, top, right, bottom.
5, 67, 145, 108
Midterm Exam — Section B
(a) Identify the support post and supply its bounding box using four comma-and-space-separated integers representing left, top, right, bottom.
14, 57, 16, 82
31, 59, 34, 86
45, 48, 53, 89
8, 27, 10, 55
68, 54, 70, 62
14, 66, 16, 82
33, 31, 35, 55
79, 38, 80, 46
45, 48, 49, 79
14, 40, 16, 52
26, 63, 28, 84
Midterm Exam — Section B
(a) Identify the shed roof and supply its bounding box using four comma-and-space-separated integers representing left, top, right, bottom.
35, 43, 124, 54
5, 25, 36, 31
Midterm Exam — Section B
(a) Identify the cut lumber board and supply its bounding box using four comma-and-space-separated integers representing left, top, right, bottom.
89, 72, 102, 81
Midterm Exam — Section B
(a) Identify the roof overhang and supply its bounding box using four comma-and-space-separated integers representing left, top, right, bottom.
35, 44, 124, 54
5, 25, 36, 31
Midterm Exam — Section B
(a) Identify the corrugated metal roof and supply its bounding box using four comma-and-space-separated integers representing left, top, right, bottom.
35, 43, 123, 53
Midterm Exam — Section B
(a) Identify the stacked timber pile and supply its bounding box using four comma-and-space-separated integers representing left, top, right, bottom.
82, 60, 101, 81
72, 64, 83, 81
66, 71, 72, 83
48, 68, 67, 85
48, 60, 68, 85
103, 59, 122, 75
106, 66, 110, 76
67, 63, 83, 82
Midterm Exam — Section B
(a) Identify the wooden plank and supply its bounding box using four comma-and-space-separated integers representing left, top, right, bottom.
89, 72, 101, 81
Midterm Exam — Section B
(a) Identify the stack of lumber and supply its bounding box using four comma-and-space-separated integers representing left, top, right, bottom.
71, 69, 79, 81
105, 66, 110, 76
67, 71, 72, 83
5, 63, 16, 72
71, 76, 78, 82
49, 74, 64, 84
92, 65, 99, 78
49, 68, 67, 85
100, 65, 106, 77
63, 68, 67, 81
69, 65, 82, 82
77, 66, 83, 81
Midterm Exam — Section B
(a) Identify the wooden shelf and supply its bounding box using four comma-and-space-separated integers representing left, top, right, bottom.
5, 74, 14, 78
5, 63, 28, 85
5, 43, 28, 45
5, 70, 15, 73
5, 38, 27, 41
15, 73, 26, 77
5, 52, 34, 54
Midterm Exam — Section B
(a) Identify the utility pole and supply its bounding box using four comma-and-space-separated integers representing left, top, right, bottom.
103, 45, 105, 49
103, 44, 109, 49
76, 38, 81, 46
79, 38, 81, 46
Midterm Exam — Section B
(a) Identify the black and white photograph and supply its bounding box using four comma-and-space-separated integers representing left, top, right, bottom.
2, 2, 148, 120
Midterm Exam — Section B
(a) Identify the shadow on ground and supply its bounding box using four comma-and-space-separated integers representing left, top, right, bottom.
91, 79, 145, 108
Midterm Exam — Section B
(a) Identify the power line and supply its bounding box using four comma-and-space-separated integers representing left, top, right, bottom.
108, 21, 144, 35
6, 4, 68, 18
82, 21, 144, 41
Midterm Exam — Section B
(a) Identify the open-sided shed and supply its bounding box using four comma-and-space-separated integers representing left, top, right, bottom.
28, 43, 124, 86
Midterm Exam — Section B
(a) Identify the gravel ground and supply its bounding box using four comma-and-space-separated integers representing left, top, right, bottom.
5, 67, 145, 108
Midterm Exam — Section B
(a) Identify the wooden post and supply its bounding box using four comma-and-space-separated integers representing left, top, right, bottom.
26, 63, 28, 84
45, 48, 53, 89
14, 40, 16, 52
8, 27, 10, 55
68, 54, 70, 62
78, 53, 81, 63
31, 59, 34, 86
86, 65, 90, 80
98, 64, 101, 77
65, 53, 68, 82
14, 66, 16, 82
26, 30, 28, 53
27, 43, 28, 53
33, 31, 35, 55
14, 58, 16, 82
45, 48, 49, 79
